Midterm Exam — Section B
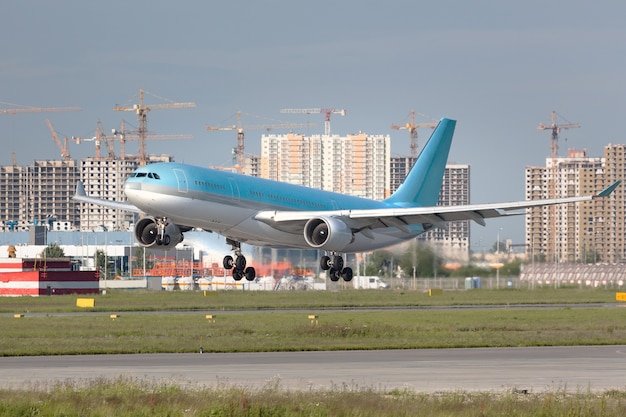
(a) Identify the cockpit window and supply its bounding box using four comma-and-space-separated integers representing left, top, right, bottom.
131, 171, 159, 179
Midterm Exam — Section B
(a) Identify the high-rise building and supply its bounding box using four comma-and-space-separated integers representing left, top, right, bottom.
0, 154, 174, 233
389, 156, 417, 194
1, 160, 81, 231
601, 144, 626, 263
260, 132, 391, 200
415, 162, 471, 260
77, 155, 173, 231
0, 165, 25, 230
25, 160, 81, 230
525, 147, 626, 264
78, 158, 139, 231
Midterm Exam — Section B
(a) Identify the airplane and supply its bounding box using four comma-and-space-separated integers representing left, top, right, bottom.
74, 118, 621, 282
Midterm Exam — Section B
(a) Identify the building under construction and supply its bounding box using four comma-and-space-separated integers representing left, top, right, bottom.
0, 160, 80, 231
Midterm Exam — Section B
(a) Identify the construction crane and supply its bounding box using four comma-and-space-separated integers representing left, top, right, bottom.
206, 110, 312, 174
537, 110, 580, 159
280, 107, 346, 136
114, 89, 195, 165
537, 111, 580, 264
0, 102, 81, 115
97, 120, 116, 159
112, 119, 193, 160
45, 119, 71, 161
70, 120, 116, 160
72, 133, 101, 160
391, 110, 438, 158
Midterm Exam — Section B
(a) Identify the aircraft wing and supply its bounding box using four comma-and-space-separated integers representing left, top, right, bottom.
255, 180, 621, 233
72, 181, 142, 213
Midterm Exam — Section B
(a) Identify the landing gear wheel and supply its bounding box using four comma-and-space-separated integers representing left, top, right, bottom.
223, 255, 234, 270
341, 267, 353, 282
244, 267, 256, 281
232, 269, 244, 281
320, 255, 331, 271
163, 235, 171, 246
329, 270, 341, 282
331, 255, 344, 272
235, 255, 247, 270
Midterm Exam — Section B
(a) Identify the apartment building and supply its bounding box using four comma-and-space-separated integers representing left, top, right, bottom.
260, 132, 391, 200
414, 162, 471, 260
525, 147, 626, 264
0, 155, 174, 233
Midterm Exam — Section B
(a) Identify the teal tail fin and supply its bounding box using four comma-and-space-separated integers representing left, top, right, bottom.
384, 118, 456, 207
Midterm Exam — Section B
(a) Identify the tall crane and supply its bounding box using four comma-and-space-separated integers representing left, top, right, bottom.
206, 110, 312, 174
114, 89, 195, 165
537, 110, 580, 159
0, 102, 80, 115
71, 120, 116, 160
280, 107, 346, 136
537, 111, 580, 264
112, 119, 193, 160
391, 110, 438, 158
97, 120, 116, 159
45, 119, 71, 161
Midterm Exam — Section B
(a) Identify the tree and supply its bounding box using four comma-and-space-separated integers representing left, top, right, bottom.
364, 250, 395, 276
133, 246, 153, 273
491, 240, 508, 254
398, 242, 445, 278
94, 249, 110, 279
41, 242, 64, 258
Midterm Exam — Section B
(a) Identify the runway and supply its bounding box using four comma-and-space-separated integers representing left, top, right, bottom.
1, 345, 625, 393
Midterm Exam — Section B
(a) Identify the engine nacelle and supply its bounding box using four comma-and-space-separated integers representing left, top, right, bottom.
134, 217, 184, 250
304, 216, 353, 252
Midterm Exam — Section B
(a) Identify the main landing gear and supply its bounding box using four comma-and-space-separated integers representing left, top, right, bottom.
320, 253, 353, 282
222, 239, 256, 281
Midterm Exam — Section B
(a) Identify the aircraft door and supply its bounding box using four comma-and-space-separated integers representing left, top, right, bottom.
228, 178, 240, 201
173, 169, 188, 193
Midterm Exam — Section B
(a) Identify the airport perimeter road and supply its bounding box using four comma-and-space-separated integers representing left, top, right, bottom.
1, 346, 625, 393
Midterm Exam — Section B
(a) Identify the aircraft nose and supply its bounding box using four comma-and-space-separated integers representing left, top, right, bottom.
125, 182, 141, 191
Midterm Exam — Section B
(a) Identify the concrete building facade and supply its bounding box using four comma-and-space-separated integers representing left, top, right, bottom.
525, 146, 626, 264
260, 132, 391, 200
0, 160, 80, 231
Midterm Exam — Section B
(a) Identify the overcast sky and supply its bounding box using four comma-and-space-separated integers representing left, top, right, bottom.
2, 1, 625, 247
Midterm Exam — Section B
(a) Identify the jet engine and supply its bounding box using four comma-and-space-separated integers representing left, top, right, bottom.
304, 216, 353, 252
134, 217, 183, 250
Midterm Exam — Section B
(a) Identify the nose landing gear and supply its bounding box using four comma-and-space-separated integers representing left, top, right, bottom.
320, 253, 353, 282
222, 239, 256, 281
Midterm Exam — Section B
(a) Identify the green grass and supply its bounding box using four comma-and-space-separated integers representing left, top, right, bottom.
2, 307, 626, 355
3, 288, 626, 415
1, 378, 625, 417
0, 286, 618, 314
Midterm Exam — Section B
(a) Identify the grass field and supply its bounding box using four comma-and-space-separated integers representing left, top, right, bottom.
2, 287, 625, 416
0, 286, 619, 314
1, 287, 625, 356
1, 378, 626, 417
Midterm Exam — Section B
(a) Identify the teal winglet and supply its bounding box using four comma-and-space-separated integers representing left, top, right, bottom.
596, 180, 621, 197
